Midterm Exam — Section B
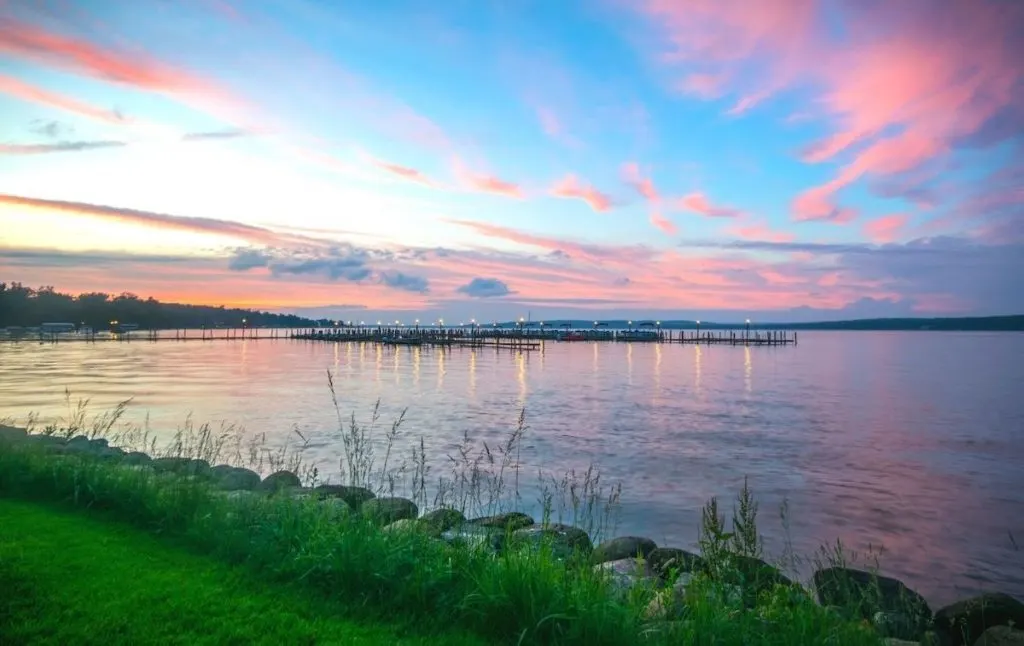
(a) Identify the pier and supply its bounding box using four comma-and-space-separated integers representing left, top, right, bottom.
5, 325, 796, 348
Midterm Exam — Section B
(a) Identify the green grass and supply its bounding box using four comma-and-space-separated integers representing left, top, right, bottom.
0, 436, 894, 646
0, 498, 488, 646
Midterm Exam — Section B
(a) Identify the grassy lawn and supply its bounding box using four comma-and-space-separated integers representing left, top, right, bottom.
0, 498, 488, 646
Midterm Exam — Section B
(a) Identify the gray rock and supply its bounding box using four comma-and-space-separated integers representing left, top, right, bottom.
96, 446, 125, 461
973, 626, 1024, 646
258, 470, 301, 492
648, 547, 705, 579
419, 508, 466, 535
440, 525, 505, 553
361, 497, 418, 525
214, 466, 261, 491
317, 498, 352, 519
63, 435, 93, 453
121, 451, 152, 466
0, 425, 28, 443
313, 484, 376, 510
592, 536, 658, 565
383, 518, 422, 533
594, 558, 656, 601
469, 512, 534, 531
644, 573, 695, 620
151, 457, 212, 478
934, 593, 1024, 646
88, 438, 109, 450
813, 567, 931, 641
512, 523, 593, 560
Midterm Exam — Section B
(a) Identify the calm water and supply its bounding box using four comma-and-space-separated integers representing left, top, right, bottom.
1, 331, 1022, 605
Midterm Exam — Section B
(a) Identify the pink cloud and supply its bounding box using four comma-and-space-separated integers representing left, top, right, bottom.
726, 220, 795, 243
649, 212, 677, 235
371, 159, 433, 185
0, 73, 126, 124
863, 214, 910, 244
453, 159, 523, 198
633, 1, 1024, 222
622, 162, 659, 201
550, 174, 613, 212
676, 192, 743, 218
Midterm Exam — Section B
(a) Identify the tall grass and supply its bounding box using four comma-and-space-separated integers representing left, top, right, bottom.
0, 386, 891, 646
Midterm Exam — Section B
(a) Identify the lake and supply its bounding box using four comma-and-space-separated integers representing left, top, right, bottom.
1, 331, 1021, 606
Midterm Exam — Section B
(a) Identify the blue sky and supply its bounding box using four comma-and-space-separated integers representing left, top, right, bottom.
1, 0, 1022, 322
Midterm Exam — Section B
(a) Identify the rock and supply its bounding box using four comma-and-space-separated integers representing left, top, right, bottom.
512, 523, 593, 560
151, 457, 212, 478
594, 558, 656, 601
934, 593, 1024, 646
973, 626, 1024, 646
440, 526, 505, 553
313, 484, 376, 510
0, 425, 28, 443
419, 508, 466, 535
63, 435, 93, 453
95, 446, 125, 461
813, 567, 931, 641
88, 438, 109, 450
317, 498, 352, 519
258, 470, 301, 492
361, 497, 418, 525
23, 434, 65, 452
383, 518, 422, 533
121, 451, 152, 466
592, 536, 658, 565
648, 547, 705, 579
644, 573, 695, 620
214, 466, 261, 492
469, 512, 535, 532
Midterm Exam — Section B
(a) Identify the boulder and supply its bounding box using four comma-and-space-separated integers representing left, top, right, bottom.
592, 536, 658, 565
151, 457, 212, 478
318, 498, 352, 519
383, 518, 422, 533
813, 567, 931, 641
973, 626, 1024, 646
935, 593, 1024, 646
644, 573, 695, 620
648, 547, 705, 579
121, 451, 152, 466
214, 466, 261, 492
0, 425, 28, 444
594, 558, 656, 601
469, 512, 535, 532
95, 446, 125, 461
361, 497, 418, 525
313, 484, 376, 510
419, 508, 466, 535
88, 438, 109, 450
258, 470, 301, 492
512, 523, 593, 560
63, 435, 93, 454
440, 525, 505, 553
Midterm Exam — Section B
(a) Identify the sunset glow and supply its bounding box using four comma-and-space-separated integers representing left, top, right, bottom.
1, 0, 1021, 322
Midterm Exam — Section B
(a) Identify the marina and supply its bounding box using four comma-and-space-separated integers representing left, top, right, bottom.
4, 324, 797, 348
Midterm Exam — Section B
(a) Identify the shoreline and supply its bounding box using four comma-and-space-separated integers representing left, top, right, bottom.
3, 424, 1022, 646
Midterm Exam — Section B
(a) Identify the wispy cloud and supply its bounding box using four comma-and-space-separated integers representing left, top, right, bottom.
550, 174, 613, 212
453, 158, 523, 198
0, 140, 126, 154
863, 214, 910, 244
649, 212, 678, 235
622, 162, 659, 201
0, 193, 304, 247
181, 128, 250, 141
371, 158, 433, 185
0, 73, 126, 124
676, 192, 743, 218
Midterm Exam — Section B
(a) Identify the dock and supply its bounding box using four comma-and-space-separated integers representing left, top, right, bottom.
4, 326, 796, 348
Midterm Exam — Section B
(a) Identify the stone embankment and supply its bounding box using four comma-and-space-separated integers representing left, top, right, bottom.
2, 425, 1022, 646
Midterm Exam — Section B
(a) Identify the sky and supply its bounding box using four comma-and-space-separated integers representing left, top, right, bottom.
1, 0, 1022, 324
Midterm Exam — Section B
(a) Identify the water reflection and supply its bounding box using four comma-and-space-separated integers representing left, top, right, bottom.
744, 345, 752, 395
0, 332, 1022, 605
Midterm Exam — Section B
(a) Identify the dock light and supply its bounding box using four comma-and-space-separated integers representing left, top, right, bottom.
242, 318, 247, 324
470, 318, 476, 324
359, 321, 365, 325
377, 320, 382, 326
395, 319, 400, 325
745, 318, 751, 336
415, 319, 420, 324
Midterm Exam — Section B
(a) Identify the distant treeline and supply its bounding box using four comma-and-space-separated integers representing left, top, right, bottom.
0, 283, 319, 329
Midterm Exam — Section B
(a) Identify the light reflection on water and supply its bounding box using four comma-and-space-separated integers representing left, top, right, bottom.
1, 331, 1022, 605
